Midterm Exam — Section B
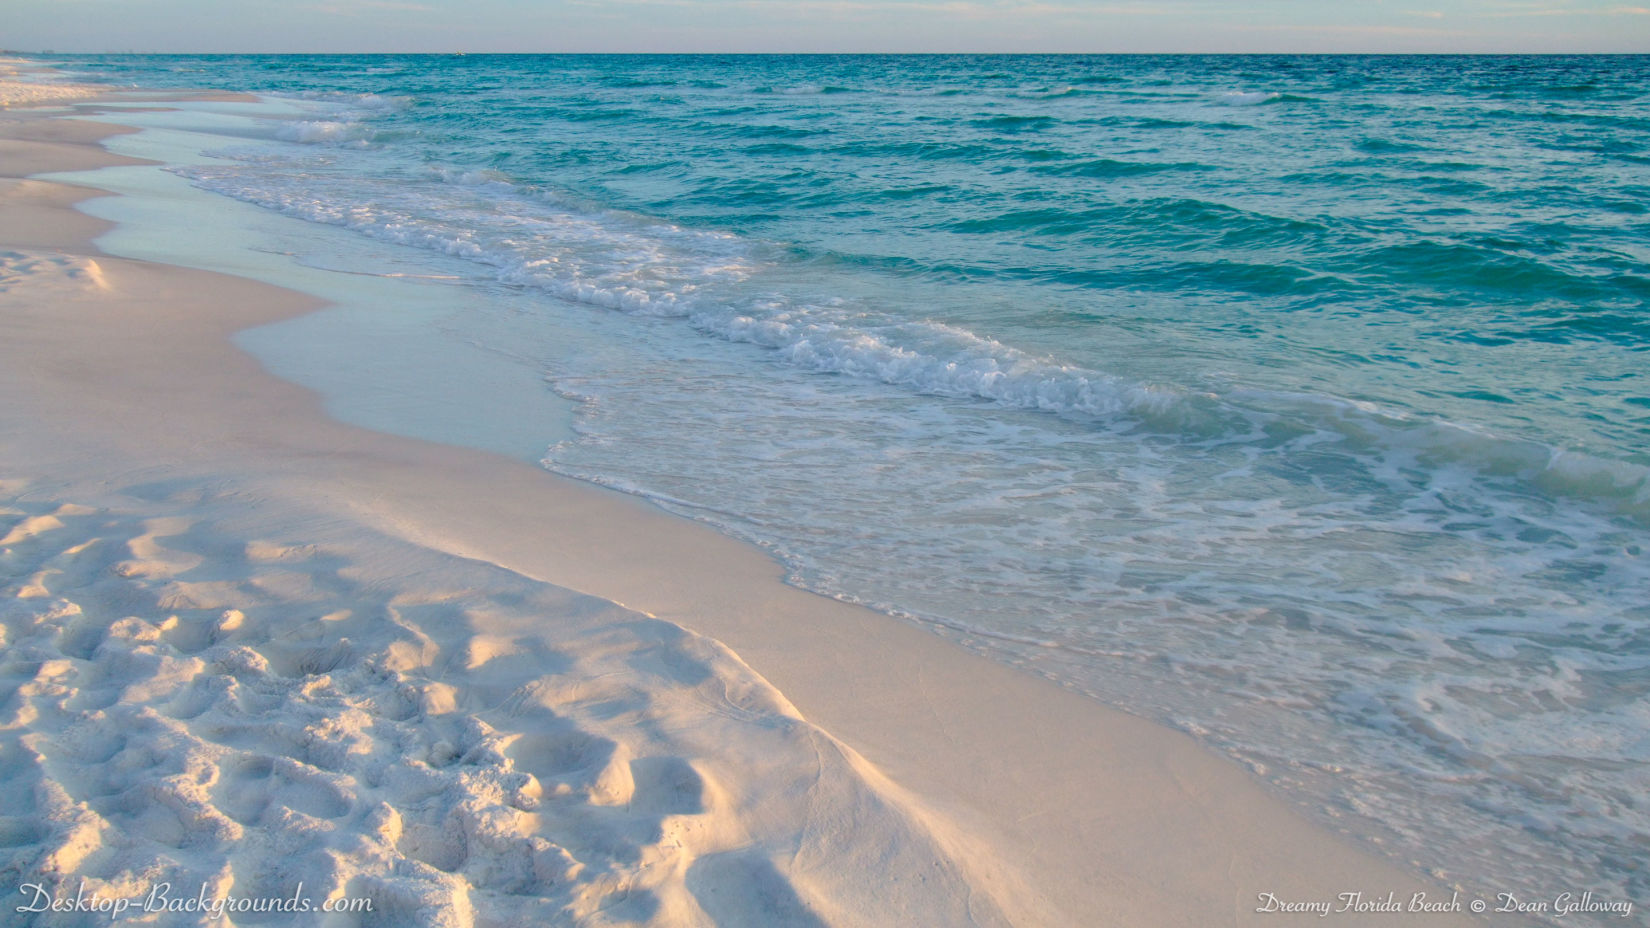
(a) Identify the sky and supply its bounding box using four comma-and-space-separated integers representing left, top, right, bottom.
4, 0, 1648, 54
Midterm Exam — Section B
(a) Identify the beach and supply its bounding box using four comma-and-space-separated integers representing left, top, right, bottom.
2, 57, 1628, 925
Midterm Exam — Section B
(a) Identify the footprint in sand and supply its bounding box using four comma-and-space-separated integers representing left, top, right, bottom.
213, 753, 354, 826
0, 250, 108, 291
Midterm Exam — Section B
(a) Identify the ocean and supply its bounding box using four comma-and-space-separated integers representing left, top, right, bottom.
49, 53, 1650, 913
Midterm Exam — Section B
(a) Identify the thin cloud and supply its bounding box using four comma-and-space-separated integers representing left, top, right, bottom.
1230, 22, 1466, 37
1007, 2, 1175, 16
567, 0, 1173, 16
1481, 0, 1650, 14
306, 0, 435, 15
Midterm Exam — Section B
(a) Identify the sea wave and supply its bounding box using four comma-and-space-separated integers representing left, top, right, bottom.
275, 119, 375, 146
174, 162, 1650, 523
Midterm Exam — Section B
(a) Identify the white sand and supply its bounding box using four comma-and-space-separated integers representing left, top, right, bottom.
0, 62, 106, 109
0, 84, 1494, 927
0, 479, 1022, 927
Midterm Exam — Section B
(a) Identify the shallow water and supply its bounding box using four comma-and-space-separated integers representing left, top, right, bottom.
56, 53, 1650, 915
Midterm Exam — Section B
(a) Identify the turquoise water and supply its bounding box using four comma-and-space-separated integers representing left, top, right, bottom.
57, 54, 1650, 913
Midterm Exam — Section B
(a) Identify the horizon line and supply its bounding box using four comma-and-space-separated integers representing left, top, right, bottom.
14, 49, 1650, 57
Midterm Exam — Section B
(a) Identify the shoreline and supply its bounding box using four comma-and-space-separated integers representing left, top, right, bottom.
0, 81, 1487, 925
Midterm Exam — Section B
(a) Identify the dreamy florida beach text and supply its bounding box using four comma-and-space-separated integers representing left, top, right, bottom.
1257, 890, 1634, 918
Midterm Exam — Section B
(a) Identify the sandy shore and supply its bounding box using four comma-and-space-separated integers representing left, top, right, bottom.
0, 78, 1488, 926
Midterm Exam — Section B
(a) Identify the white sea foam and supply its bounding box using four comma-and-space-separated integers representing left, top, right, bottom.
178, 163, 1207, 432
1218, 90, 1280, 106
174, 160, 1650, 526
539, 323, 1650, 906
262, 90, 407, 146
275, 119, 374, 146
279, 89, 410, 111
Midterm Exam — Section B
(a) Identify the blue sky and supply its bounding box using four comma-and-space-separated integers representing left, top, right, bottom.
7, 0, 1648, 53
